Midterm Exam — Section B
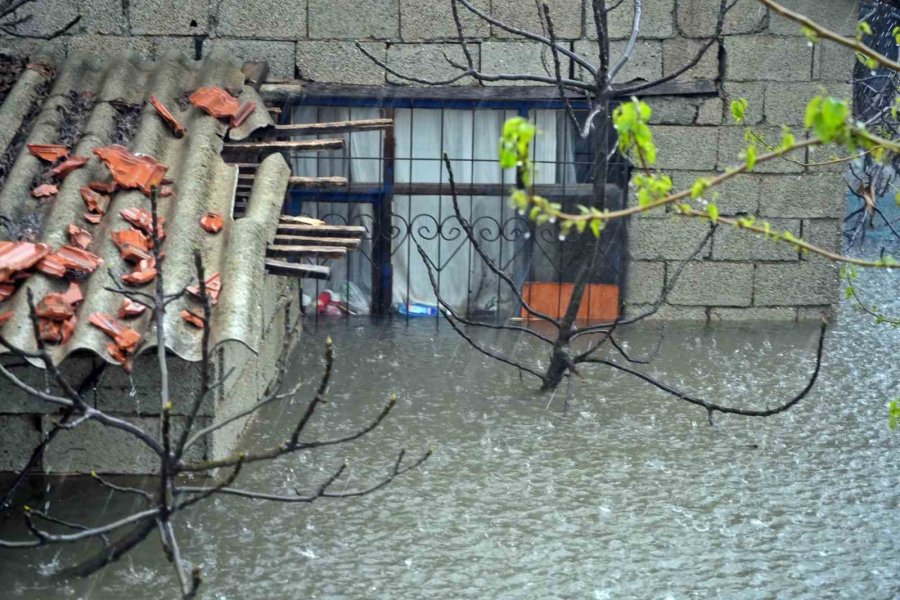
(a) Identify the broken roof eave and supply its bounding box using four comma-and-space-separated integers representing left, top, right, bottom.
0, 48, 288, 368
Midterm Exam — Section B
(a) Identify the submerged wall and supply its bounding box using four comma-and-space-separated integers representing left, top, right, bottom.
0, 276, 300, 474
0, 0, 858, 321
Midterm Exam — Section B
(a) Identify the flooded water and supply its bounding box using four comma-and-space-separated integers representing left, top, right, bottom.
1, 271, 899, 599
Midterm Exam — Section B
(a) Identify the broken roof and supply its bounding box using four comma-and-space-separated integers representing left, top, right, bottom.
0, 47, 291, 366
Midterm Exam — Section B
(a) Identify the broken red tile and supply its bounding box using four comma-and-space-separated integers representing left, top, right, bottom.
118, 298, 147, 319
27, 144, 69, 163
187, 272, 221, 305
32, 183, 58, 198
189, 86, 240, 120
66, 223, 93, 250
0, 283, 14, 301
230, 101, 257, 128
0, 242, 52, 281
36, 293, 75, 321
38, 246, 104, 278
199, 211, 224, 234
111, 229, 150, 254
158, 184, 175, 198
121, 257, 157, 286
88, 312, 142, 352
84, 213, 103, 225
60, 282, 83, 307
149, 95, 186, 138
180, 309, 205, 329
50, 155, 89, 179
80, 186, 109, 216
0, 311, 13, 325
106, 341, 134, 371
119, 207, 166, 240
88, 180, 118, 195
93, 145, 168, 195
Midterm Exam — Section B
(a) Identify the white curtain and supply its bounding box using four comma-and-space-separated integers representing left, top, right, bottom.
292, 105, 571, 315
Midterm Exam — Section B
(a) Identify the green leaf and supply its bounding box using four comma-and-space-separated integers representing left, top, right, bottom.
730, 98, 749, 124
889, 400, 900, 430
743, 144, 757, 171
802, 26, 819, 44
857, 20, 872, 39
690, 178, 710, 199
706, 203, 719, 223
590, 218, 603, 238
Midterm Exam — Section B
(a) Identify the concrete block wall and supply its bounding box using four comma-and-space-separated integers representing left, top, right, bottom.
0, 0, 859, 322
0, 277, 301, 474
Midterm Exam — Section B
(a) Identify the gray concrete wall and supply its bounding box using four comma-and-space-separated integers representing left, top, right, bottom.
0, 0, 859, 322
0, 276, 301, 474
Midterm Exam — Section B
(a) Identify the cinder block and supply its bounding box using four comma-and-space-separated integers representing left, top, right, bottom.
623, 303, 708, 321
68, 35, 155, 59
800, 218, 842, 260
151, 36, 197, 60
709, 306, 797, 320
654, 126, 719, 170
718, 127, 805, 173
662, 37, 720, 81
77, 0, 127, 35
206, 39, 296, 79
813, 41, 856, 81
629, 218, 714, 260
481, 41, 555, 86
645, 96, 700, 125
712, 217, 800, 261
696, 97, 723, 125
0, 37, 68, 60
0, 415, 40, 472
386, 43, 478, 85
758, 173, 845, 218
491, 0, 583, 39
722, 81, 765, 125
308, 0, 399, 39
609, 39, 664, 83
677, 0, 768, 37
399, 0, 490, 40
625, 260, 666, 304
42, 415, 206, 474
796, 305, 833, 321
769, 0, 857, 36
764, 81, 851, 126
724, 35, 813, 81
604, 0, 676, 39
667, 260, 754, 306
754, 262, 840, 305
297, 41, 387, 84
129, 0, 208, 35
215, 0, 307, 39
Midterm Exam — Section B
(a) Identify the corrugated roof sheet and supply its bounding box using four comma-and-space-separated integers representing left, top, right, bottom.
0, 47, 290, 366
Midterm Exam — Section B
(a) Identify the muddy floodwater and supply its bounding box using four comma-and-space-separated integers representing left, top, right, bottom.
1, 273, 899, 599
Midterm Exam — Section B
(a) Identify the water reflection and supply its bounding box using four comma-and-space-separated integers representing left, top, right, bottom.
1, 272, 899, 598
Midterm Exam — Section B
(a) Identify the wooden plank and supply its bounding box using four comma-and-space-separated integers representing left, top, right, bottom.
280, 214, 327, 226
276, 222, 366, 236
391, 182, 606, 198
241, 61, 269, 90
265, 259, 331, 280
267, 245, 348, 258
237, 175, 348, 189
249, 118, 393, 139
223, 139, 344, 152
274, 234, 361, 248
261, 81, 718, 104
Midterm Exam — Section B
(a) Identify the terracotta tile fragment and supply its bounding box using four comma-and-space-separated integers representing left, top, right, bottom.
180, 309, 205, 329
93, 145, 168, 195
0, 311, 13, 325
111, 229, 150, 254
0, 283, 14, 301
0, 242, 52, 281
39, 246, 104, 278
32, 183, 58, 198
35, 254, 66, 278
149, 95, 186, 138
189, 86, 240, 120
80, 186, 109, 215
199, 211, 223, 234
88, 180, 118, 194
84, 213, 103, 225
27, 144, 68, 163
39, 317, 77, 344
50, 156, 89, 179
118, 298, 147, 319
231, 101, 257, 128
36, 293, 74, 321
66, 223, 92, 250
187, 272, 221, 305
88, 312, 141, 352
121, 258, 157, 285
119, 207, 166, 240
60, 282, 83, 307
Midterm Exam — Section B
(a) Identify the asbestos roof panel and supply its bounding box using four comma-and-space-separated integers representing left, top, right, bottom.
0, 48, 288, 366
